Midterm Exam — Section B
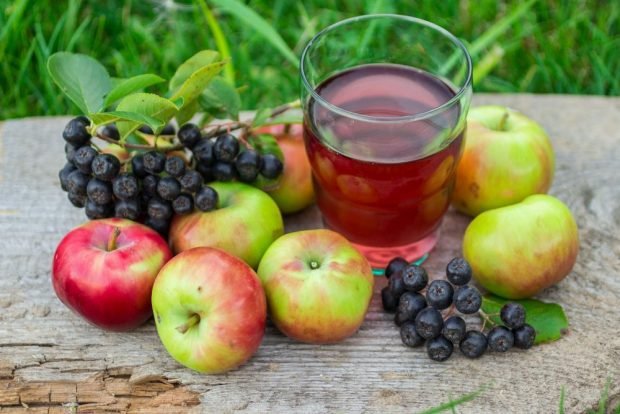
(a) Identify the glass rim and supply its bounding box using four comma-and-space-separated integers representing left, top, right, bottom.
300, 14, 473, 123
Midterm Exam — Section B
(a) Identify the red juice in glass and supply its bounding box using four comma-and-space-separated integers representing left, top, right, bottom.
300, 16, 472, 269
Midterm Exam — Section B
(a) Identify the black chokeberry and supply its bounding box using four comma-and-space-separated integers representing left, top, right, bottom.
385, 257, 408, 279
381, 286, 398, 313
395, 292, 427, 326
235, 150, 262, 182
500, 303, 526, 329
513, 324, 536, 349
114, 198, 140, 220
144, 217, 169, 236
192, 138, 214, 165
138, 125, 154, 134
87, 179, 113, 205
73, 146, 97, 174
157, 176, 181, 201
487, 326, 514, 352
426, 335, 453, 362
400, 321, 425, 348
147, 197, 173, 220
91, 154, 120, 181
442, 316, 466, 344
100, 124, 120, 141
177, 123, 201, 148
194, 186, 218, 212
85, 199, 113, 219
260, 153, 283, 179
172, 193, 194, 215
59, 163, 76, 192
142, 175, 159, 197
165, 156, 186, 177
66, 170, 89, 195
414, 307, 444, 340
131, 154, 147, 178
402, 264, 428, 292
67, 191, 87, 208
387, 272, 406, 299
460, 331, 488, 358
143, 151, 166, 174
196, 162, 214, 181
453, 285, 482, 314
213, 134, 239, 162
426, 280, 454, 310
112, 173, 139, 200
65, 143, 79, 164
63, 117, 91, 146
179, 170, 203, 193
213, 161, 236, 181
446, 257, 472, 286
161, 124, 175, 135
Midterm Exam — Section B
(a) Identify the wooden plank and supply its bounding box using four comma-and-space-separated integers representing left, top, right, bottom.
0, 95, 619, 413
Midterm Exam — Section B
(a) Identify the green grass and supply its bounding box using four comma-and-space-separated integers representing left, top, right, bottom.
0, 0, 619, 120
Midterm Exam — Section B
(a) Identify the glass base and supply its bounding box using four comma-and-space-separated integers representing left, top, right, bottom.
351, 228, 440, 276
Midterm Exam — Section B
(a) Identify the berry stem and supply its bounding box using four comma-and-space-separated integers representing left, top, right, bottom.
176, 313, 201, 334
478, 310, 498, 331
106, 227, 121, 252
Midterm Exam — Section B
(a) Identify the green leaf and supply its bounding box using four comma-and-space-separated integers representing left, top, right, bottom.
247, 133, 284, 191
115, 93, 179, 139
103, 74, 165, 107
199, 77, 241, 120
481, 294, 569, 344
170, 61, 227, 106
169, 50, 221, 92
89, 111, 164, 130
252, 107, 272, 127
209, 0, 299, 68
47, 52, 111, 114
175, 99, 200, 126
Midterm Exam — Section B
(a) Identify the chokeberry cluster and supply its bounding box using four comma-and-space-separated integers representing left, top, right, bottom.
59, 118, 285, 236
381, 257, 536, 361
178, 123, 283, 183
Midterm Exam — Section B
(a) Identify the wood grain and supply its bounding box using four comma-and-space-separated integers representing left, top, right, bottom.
0, 95, 619, 413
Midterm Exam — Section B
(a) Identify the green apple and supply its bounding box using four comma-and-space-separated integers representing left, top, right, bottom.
452, 105, 555, 216
169, 181, 284, 268
257, 229, 374, 344
463, 194, 579, 299
152, 247, 267, 373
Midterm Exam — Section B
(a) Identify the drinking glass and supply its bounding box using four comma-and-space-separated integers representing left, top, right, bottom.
300, 14, 473, 271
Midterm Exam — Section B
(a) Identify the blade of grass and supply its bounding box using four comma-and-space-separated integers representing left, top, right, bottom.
208, 0, 299, 68
439, 0, 537, 76
417, 386, 485, 414
197, 0, 235, 84
559, 386, 566, 414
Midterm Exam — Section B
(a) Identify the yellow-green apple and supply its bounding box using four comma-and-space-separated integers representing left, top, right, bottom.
169, 181, 283, 268
463, 194, 579, 299
253, 124, 314, 214
101, 144, 130, 162
452, 106, 555, 216
52, 218, 172, 331
151, 247, 266, 373
257, 229, 374, 344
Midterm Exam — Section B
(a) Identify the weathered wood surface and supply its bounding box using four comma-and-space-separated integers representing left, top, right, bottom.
0, 94, 619, 413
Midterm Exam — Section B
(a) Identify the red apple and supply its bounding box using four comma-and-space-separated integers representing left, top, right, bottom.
463, 194, 579, 299
152, 247, 266, 373
52, 218, 172, 331
169, 181, 283, 268
254, 124, 315, 214
452, 106, 555, 216
257, 229, 374, 344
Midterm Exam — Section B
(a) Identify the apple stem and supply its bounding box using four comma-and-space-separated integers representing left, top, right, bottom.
107, 227, 121, 252
176, 313, 201, 334
498, 111, 509, 131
